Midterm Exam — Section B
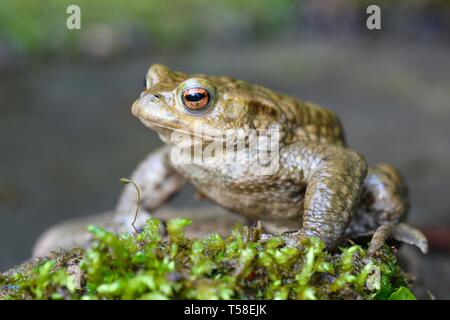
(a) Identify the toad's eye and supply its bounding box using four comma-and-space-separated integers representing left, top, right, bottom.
181, 88, 211, 111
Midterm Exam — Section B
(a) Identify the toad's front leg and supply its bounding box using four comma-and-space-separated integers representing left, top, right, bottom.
281, 143, 367, 248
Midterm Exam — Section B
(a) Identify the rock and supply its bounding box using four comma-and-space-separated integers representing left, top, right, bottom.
32, 206, 246, 258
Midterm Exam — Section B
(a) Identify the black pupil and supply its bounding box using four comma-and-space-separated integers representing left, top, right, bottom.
186, 92, 207, 102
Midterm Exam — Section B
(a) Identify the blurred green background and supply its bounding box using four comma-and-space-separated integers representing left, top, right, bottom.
1, 0, 450, 298
1, 0, 449, 61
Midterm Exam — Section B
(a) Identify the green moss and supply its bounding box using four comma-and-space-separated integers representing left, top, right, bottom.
1, 218, 414, 300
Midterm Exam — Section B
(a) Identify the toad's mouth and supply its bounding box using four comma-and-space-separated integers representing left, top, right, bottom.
139, 118, 227, 143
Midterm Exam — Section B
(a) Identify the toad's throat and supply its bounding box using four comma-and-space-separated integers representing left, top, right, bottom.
141, 118, 225, 142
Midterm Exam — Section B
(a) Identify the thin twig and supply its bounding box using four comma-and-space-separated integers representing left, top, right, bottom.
120, 178, 141, 233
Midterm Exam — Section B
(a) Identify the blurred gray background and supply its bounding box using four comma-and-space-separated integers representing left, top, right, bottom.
0, 0, 449, 298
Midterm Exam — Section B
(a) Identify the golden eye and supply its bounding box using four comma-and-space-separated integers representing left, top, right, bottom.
181, 88, 211, 111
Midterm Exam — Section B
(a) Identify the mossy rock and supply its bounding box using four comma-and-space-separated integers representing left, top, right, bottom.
1, 217, 415, 300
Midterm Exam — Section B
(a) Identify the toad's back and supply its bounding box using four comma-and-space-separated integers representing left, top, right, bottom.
284, 99, 346, 146
235, 81, 347, 146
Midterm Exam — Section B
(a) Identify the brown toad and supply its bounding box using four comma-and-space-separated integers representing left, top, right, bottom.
115, 64, 427, 254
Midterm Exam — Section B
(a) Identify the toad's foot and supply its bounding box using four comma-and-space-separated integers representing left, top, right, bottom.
393, 223, 428, 254
368, 222, 428, 255
258, 230, 307, 248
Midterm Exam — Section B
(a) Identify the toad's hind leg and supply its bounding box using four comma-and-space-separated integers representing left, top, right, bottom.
280, 143, 368, 248
363, 163, 428, 254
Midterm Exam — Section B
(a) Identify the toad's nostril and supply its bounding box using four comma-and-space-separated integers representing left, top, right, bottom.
139, 93, 162, 106
149, 94, 161, 102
